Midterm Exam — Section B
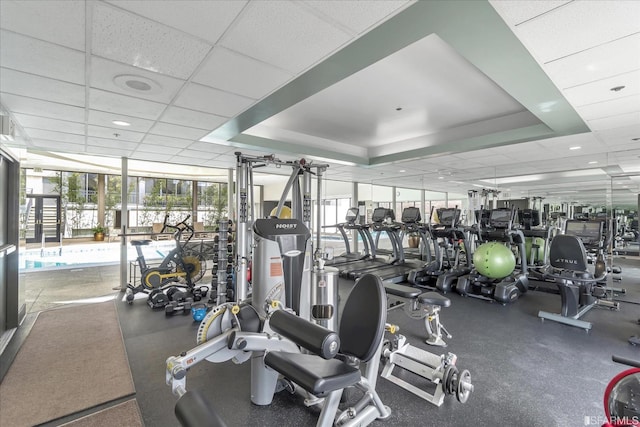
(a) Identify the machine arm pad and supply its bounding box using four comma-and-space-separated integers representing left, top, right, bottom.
268, 310, 340, 359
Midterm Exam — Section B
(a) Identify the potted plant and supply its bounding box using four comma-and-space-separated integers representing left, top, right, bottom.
407, 232, 420, 248
92, 223, 106, 241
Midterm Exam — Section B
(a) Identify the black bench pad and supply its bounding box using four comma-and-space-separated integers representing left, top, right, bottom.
418, 291, 451, 307
264, 352, 360, 397
384, 283, 421, 299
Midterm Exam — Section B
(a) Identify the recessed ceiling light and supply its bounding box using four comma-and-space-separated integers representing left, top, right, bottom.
112, 120, 131, 127
588, 161, 598, 164
113, 74, 162, 94
569, 146, 582, 150
438, 176, 444, 179
610, 85, 625, 92
399, 169, 406, 173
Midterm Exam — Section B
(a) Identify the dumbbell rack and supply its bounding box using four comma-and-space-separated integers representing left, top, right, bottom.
211, 219, 234, 305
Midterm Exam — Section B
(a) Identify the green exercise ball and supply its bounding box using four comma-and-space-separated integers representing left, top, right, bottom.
525, 237, 546, 263
473, 242, 516, 279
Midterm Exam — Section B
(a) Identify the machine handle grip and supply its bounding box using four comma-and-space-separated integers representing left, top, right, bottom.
175, 389, 228, 427
269, 310, 340, 359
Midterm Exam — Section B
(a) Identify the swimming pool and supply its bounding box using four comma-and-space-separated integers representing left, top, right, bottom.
19, 241, 177, 271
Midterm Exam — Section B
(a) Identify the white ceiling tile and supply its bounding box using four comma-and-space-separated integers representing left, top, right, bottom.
88, 125, 145, 143
142, 134, 193, 149
177, 149, 220, 161
186, 141, 233, 154
88, 110, 155, 133
134, 144, 183, 156
90, 56, 186, 104
25, 129, 85, 144
149, 122, 208, 140
1, 68, 85, 107
173, 83, 254, 117
85, 144, 134, 157
160, 106, 227, 130
105, 0, 247, 45
30, 139, 85, 153
514, 0, 640, 63
304, 1, 412, 35
89, 89, 166, 121
192, 48, 293, 100
0, 30, 85, 84
596, 124, 640, 141
92, 2, 212, 79
490, 0, 571, 26
0, 94, 85, 122
577, 94, 640, 121
544, 33, 640, 89
587, 111, 640, 131
220, 1, 351, 73
87, 136, 137, 151
12, 114, 85, 135
0, 0, 85, 50
130, 151, 175, 162
562, 69, 640, 107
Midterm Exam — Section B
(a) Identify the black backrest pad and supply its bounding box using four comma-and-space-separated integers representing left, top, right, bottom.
549, 235, 589, 271
339, 274, 387, 362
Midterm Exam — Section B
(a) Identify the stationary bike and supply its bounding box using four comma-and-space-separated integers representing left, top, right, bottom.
601, 356, 639, 427
126, 214, 207, 308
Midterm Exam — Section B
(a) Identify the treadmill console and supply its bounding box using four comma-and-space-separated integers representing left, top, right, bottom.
519, 209, 540, 229
564, 220, 603, 248
345, 207, 359, 224
401, 207, 421, 224
437, 208, 460, 227
371, 207, 395, 223
489, 208, 512, 229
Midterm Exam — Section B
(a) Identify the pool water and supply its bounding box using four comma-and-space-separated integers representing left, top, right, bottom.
20, 241, 177, 271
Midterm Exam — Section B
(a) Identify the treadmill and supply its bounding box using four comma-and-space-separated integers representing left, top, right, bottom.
337, 207, 396, 279
324, 207, 376, 267
345, 208, 420, 284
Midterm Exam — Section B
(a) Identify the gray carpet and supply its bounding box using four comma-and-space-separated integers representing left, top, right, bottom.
59, 399, 143, 427
0, 301, 136, 427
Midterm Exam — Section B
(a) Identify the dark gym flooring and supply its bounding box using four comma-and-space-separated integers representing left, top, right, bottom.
115, 256, 640, 427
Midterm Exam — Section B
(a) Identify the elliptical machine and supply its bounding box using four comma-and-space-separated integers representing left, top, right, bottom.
456, 207, 529, 304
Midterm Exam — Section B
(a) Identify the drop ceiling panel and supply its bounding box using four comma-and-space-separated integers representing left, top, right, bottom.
132, 151, 175, 163
88, 110, 155, 133
87, 125, 145, 143
543, 33, 640, 89
513, 0, 640, 63
141, 134, 193, 149
90, 56, 186, 103
562, 70, 640, 107
25, 129, 85, 145
30, 139, 85, 153
86, 145, 133, 157
576, 94, 640, 121
12, 114, 85, 135
148, 122, 208, 140
89, 89, 166, 121
160, 106, 227, 130
0, 30, 86, 85
220, 1, 351, 73
303, 0, 412, 35
588, 111, 640, 131
1, 94, 85, 122
177, 149, 220, 161
0, 0, 85, 51
106, 0, 247, 45
192, 48, 293, 100
173, 83, 254, 117
0, 68, 85, 107
185, 141, 234, 154
87, 137, 137, 151
489, 0, 570, 26
134, 144, 183, 156
92, 2, 212, 79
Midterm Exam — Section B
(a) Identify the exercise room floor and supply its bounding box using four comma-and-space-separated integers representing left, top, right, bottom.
113, 257, 639, 427
8, 256, 640, 427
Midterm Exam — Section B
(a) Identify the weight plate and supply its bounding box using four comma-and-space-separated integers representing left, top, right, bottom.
196, 303, 240, 363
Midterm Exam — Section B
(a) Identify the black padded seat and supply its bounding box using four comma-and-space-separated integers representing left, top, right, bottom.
384, 283, 421, 299
130, 240, 152, 246
418, 292, 451, 307
264, 352, 361, 397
